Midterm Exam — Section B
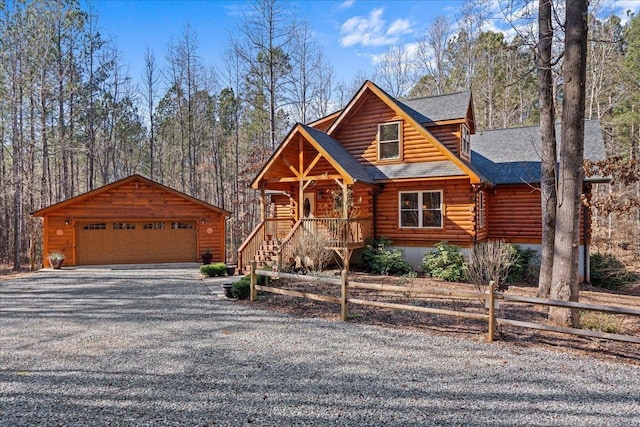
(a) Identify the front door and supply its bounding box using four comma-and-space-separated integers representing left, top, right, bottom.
303, 192, 315, 218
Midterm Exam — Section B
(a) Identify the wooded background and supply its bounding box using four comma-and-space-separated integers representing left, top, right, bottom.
1, 0, 638, 270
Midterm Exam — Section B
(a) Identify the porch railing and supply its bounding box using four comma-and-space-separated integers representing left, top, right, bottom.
237, 218, 294, 273
278, 217, 373, 269
239, 217, 373, 273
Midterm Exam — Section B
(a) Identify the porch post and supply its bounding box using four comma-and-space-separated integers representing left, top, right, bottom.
260, 185, 266, 222
298, 135, 304, 221
342, 181, 348, 219
298, 180, 304, 221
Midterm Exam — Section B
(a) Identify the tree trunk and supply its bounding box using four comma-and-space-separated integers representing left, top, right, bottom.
549, 0, 588, 327
537, 0, 557, 298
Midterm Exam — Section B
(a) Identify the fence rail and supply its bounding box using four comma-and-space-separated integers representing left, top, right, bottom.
249, 262, 639, 346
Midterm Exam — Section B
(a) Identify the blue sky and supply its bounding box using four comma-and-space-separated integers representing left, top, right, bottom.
86, 0, 640, 87
86, 0, 463, 84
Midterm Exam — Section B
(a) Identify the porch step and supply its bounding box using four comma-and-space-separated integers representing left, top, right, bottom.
243, 239, 283, 274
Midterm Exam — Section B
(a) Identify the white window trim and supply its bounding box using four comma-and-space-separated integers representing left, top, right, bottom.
378, 121, 402, 161
398, 190, 444, 229
461, 124, 470, 157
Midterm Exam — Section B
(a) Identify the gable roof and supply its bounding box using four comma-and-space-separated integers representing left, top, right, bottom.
471, 120, 606, 184
32, 174, 231, 217
302, 125, 375, 184
401, 91, 473, 123
326, 80, 484, 184
250, 123, 376, 188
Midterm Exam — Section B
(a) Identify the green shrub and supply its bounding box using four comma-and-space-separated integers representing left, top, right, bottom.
361, 238, 413, 275
590, 252, 635, 289
232, 276, 251, 299
506, 246, 539, 284
422, 241, 466, 282
580, 311, 625, 334
200, 262, 227, 277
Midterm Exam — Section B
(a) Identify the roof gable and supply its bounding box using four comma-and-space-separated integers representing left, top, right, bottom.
326, 80, 484, 184
251, 124, 376, 189
32, 174, 230, 217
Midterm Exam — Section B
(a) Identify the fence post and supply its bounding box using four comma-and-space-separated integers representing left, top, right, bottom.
340, 269, 348, 321
487, 280, 496, 342
250, 261, 257, 302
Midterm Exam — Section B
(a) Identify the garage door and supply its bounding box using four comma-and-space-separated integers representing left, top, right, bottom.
76, 221, 196, 265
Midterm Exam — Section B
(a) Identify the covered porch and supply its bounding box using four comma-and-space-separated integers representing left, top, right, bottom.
238, 124, 376, 273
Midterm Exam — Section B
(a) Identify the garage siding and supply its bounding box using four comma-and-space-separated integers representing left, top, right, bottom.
35, 176, 228, 266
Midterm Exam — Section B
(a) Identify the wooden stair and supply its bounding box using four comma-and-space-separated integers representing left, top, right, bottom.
243, 239, 280, 274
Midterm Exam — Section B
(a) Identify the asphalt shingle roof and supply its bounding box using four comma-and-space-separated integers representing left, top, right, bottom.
400, 92, 472, 123
471, 121, 606, 184
365, 161, 466, 181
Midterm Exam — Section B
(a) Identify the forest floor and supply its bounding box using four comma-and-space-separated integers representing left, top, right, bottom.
240, 268, 640, 366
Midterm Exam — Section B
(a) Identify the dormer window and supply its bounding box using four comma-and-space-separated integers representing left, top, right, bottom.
461, 124, 470, 157
378, 122, 401, 160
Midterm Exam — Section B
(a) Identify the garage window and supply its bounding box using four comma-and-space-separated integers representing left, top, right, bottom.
171, 222, 193, 229
113, 222, 135, 230
143, 222, 165, 229
83, 223, 106, 230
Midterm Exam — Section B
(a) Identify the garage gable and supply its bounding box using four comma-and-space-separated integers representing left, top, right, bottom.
32, 175, 229, 266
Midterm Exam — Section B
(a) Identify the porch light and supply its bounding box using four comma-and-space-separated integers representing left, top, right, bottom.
65, 219, 70, 225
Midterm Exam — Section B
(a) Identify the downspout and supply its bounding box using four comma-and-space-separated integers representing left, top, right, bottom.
582, 182, 590, 284
471, 183, 484, 245
472, 186, 478, 245
372, 185, 384, 240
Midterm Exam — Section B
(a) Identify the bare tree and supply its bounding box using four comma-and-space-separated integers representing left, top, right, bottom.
374, 44, 415, 98
143, 46, 159, 180
549, 0, 588, 327
537, 0, 558, 298
415, 15, 452, 95
234, 0, 293, 149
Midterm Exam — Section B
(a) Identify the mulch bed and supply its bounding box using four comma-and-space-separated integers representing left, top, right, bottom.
239, 271, 640, 365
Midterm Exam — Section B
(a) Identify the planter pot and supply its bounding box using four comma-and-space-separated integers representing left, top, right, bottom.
226, 265, 237, 276
50, 259, 64, 269
202, 254, 213, 265
222, 283, 234, 298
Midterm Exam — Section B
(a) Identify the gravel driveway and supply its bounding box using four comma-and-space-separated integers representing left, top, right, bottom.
1, 266, 639, 426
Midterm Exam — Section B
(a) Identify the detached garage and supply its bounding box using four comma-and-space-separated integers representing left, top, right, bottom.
32, 174, 230, 266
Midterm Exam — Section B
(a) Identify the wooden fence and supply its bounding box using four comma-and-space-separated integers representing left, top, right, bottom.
248, 262, 640, 345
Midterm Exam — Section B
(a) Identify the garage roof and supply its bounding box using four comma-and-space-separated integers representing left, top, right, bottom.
32, 174, 231, 217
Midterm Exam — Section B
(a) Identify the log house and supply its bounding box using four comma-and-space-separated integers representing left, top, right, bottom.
239, 81, 606, 282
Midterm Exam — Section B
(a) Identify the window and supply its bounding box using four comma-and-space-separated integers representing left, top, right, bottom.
83, 223, 106, 230
378, 122, 401, 160
113, 222, 135, 230
477, 191, 485, 228
143, 222, 165, 230
399, 191, 443, 228
461, 124, 470, 157
171, 222, 193, 230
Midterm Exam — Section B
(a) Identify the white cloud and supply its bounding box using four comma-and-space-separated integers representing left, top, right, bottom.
339, 8, 413, 47
387, 19, 412, 36
338, 0, 355, 9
